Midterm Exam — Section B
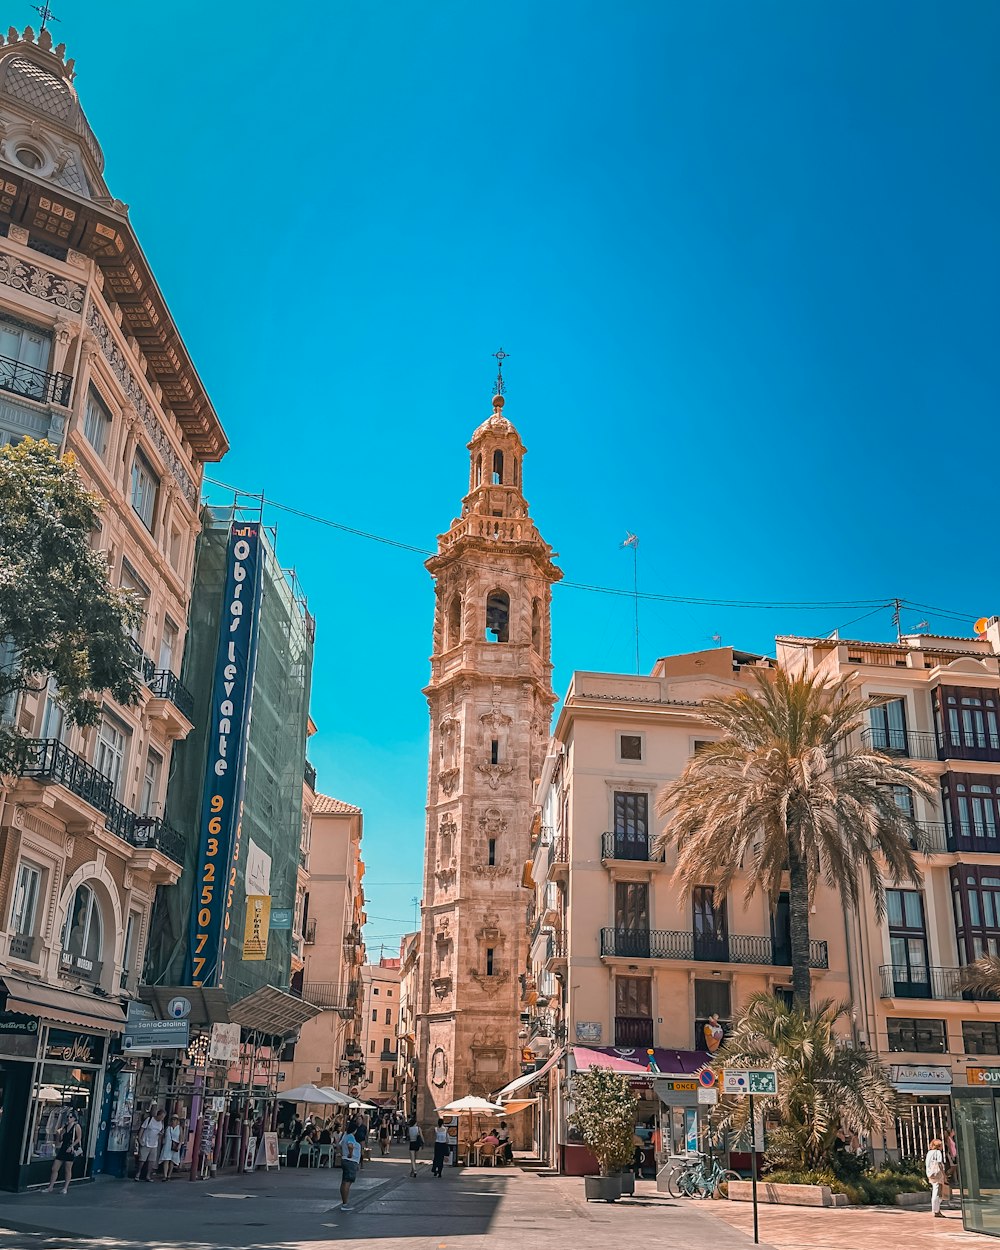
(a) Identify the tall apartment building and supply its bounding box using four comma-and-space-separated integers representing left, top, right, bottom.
359, 958, 401, 1104
777, 624, 1000, 1163
521, 649, 850, 1173
397, 931, 420, 1116
0, 29, 226, 1189
146, 508, 314, 1005
286, 794, 366, 1094
415, 390, 560, 1127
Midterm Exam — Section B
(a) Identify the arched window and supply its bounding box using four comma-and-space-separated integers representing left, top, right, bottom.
475, 454, 483, 487
62, 883, 103, 978
492, 450, 504, 485
447, 593, 462, 648
531, 599, 542, 653
485, 590, 510, 642
513, 457, 520, 487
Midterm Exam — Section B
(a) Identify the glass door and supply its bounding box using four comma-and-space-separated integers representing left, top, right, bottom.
693, 886, 728, 961
614, 882, 649, 958
953, 1089, 1000, 1237
613, 792, 649, 860
887, 889, 930, 997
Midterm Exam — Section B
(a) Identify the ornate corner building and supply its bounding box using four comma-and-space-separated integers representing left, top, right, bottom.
415, 391, 561, 1123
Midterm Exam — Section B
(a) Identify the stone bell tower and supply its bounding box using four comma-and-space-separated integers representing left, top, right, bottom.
415, 377, 561, 1126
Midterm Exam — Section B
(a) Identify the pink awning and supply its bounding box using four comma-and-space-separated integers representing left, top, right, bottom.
571, 1046, 650, 1075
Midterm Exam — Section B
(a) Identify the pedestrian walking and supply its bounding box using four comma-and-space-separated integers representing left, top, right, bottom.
407, 1115, 423, 1176
925, 1137, 949, 1218
432, 1120, 449, 1176
339, 1122, 362, 1211
379, 1119, 391, 1156
135, 1108, 165, 1182
496, 1120, 512, 1165
158, 1114, 182, 1181
355, 1113, 369, 1168
45, 1111, 81, 1194
945, 1127, 959, 1187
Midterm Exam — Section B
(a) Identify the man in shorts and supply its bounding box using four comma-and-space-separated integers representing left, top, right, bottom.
339, 1122, 361, 1211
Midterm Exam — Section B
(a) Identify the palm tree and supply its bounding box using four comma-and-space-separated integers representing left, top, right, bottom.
654, 666, 934, 1009
957, 954, 1000, 998
712, 992, 896, 1169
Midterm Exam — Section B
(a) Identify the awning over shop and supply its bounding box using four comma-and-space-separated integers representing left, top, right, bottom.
139, 984, 230, 1027
571, 1046, 650, 1075
889, 1065, 953, 1097
894, 1083, 953, 1095
575, 1046, 710, 1077
495, 1048, 564, 1101
2, 974, 128, 1033
501, 1099, 537, 1115
228, 985, 323, 1036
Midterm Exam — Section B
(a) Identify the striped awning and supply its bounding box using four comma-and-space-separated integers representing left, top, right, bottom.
1, 974, 128, 1033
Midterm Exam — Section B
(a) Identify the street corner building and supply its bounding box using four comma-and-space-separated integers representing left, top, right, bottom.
415, 390, 561, 1133
0, 28, 226, 1188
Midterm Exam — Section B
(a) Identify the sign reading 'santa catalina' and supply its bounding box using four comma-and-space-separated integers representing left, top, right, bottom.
184, 523, 264, 988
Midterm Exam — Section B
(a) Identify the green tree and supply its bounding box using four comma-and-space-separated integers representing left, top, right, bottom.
712, 993, 896, 1170
568, 1065, 637, 1176
654, 666, 934, 1009
0, 438, 140, 772
957, 954, 1000, 998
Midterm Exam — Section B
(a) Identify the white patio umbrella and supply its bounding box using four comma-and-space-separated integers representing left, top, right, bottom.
350, 1100, 379, 1111
436, 1096, 504, 1163
318, 1087, 354, 1107
280, 1083, 344, 1104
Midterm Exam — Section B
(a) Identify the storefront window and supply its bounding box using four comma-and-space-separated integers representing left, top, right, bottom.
29, 1063, 95, 1163
953, 1089, 1000, 1237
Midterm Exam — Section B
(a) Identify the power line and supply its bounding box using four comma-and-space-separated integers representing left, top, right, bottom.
203, 477, 973, 619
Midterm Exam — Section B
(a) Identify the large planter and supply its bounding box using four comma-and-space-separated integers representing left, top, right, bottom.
584, 1174, 622, 1203
727, 1181, 848, 1208
619, 1170, 635, 1196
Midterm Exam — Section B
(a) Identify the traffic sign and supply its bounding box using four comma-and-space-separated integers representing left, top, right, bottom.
723, 1068, 777, 1095
698, 1068, 717, 1089
698, 1087, 719, 1105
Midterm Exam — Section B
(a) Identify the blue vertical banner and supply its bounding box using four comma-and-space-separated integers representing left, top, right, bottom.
185, 523, 264, 987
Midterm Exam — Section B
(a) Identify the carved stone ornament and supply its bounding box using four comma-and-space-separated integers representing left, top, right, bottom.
439, 767, 459, 796
11, 805, 25, 829
87, 305, 196, 506
479, 706, 513, 732
123, 869, 134, 890
434, 864, 457, 887
476, 761, 513, 790
0, 248, 84, 313
64, 835, 74, 858
430, 1046, 449, 1086
431, 976, 452, 1001
469, 969, 511, 997
470, 861, 512, 880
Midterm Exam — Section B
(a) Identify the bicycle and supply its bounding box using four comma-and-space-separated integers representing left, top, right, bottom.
666, 1152, 741, 1199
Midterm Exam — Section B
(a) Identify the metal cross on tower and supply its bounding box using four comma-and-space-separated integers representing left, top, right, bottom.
492, 347, 509, 396
31, 2, 59, 31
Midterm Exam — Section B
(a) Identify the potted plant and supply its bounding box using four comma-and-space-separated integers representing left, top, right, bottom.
568, 1065, 637, 1202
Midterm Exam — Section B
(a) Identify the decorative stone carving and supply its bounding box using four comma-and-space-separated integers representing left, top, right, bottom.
476, 761, 512, 790
11, 805, 25, 829
469, 968, 511, 997
0, 249, 84, 312
430, 1046, 449, 1086
470, 861, 512, 880
123, 869, 134, 890
439, 767, 459, 796
63, 835, 74, 857
87, 305, 196, 506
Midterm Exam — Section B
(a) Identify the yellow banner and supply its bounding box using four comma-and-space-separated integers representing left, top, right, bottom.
242, 895, 270, 961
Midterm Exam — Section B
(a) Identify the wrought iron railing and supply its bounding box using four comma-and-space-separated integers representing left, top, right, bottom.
304, 981, 360, 1014
601, 832, 665, 862
550, 832, 569, 864
913, 821, 948, 853
878, 964, 969, 1001
304, 918, 317, 944
127, 639, 156, 684
147, 669, 195, 721
861, 726, 939, 760
600, 927, 829, 969
15, 739, 183, 862
614, 1016, 653, 1048
0, 352, 72, 406
304, 760, 317, 790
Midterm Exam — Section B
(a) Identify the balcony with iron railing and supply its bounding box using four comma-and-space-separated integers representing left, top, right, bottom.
544, 931, 567, 969
146, 669, 195, 722
615, 1015, 654, 1048
912, 821, 948, 854
600, 832, 666, 863
0, 353, 72, 407
304, 760, 317, 791
878, 964, 987, 1001
600, 927, 829, 969
861, 726, 939, 761
14, 739, 184, 862
304, 917, 317, 944
302, 981, 360, 1015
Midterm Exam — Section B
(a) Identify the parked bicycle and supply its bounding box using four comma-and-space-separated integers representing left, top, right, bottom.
665, 1152, 741, 1199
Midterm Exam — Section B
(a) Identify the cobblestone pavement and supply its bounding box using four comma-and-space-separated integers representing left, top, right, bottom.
712, 1198, 986, 1249
0, 1155, 769, 1250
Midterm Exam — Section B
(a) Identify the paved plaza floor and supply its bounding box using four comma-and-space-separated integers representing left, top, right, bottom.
0, 1154, 987, 1250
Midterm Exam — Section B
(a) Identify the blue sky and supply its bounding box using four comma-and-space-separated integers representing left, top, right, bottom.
59, 1, 998, 952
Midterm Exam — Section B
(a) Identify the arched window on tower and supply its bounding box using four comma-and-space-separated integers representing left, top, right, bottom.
447, 593, 462, 648
475, 454, 483, 487
531, 599, 542, 653
513, 457, 520, 487
492, 450, 504, 485
485, 590, 510, 642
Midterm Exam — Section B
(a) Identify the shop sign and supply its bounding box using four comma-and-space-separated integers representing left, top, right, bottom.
891, 1064, 952, 1086
0, 1011, 38, 1036
575, 1021, 602, 1043
210, 1022, 241, 1063
269, 908, 293, 930
45, 1029, 105, 1065
657, 1079, 698, 1092
967, 1067, 1000, 1086
184, 522, 264, 988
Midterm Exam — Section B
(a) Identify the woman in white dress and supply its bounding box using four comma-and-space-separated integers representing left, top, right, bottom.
158, 1115, 182, 1181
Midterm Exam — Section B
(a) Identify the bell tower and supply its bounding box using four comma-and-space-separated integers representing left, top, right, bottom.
415, 383, 561, 1125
